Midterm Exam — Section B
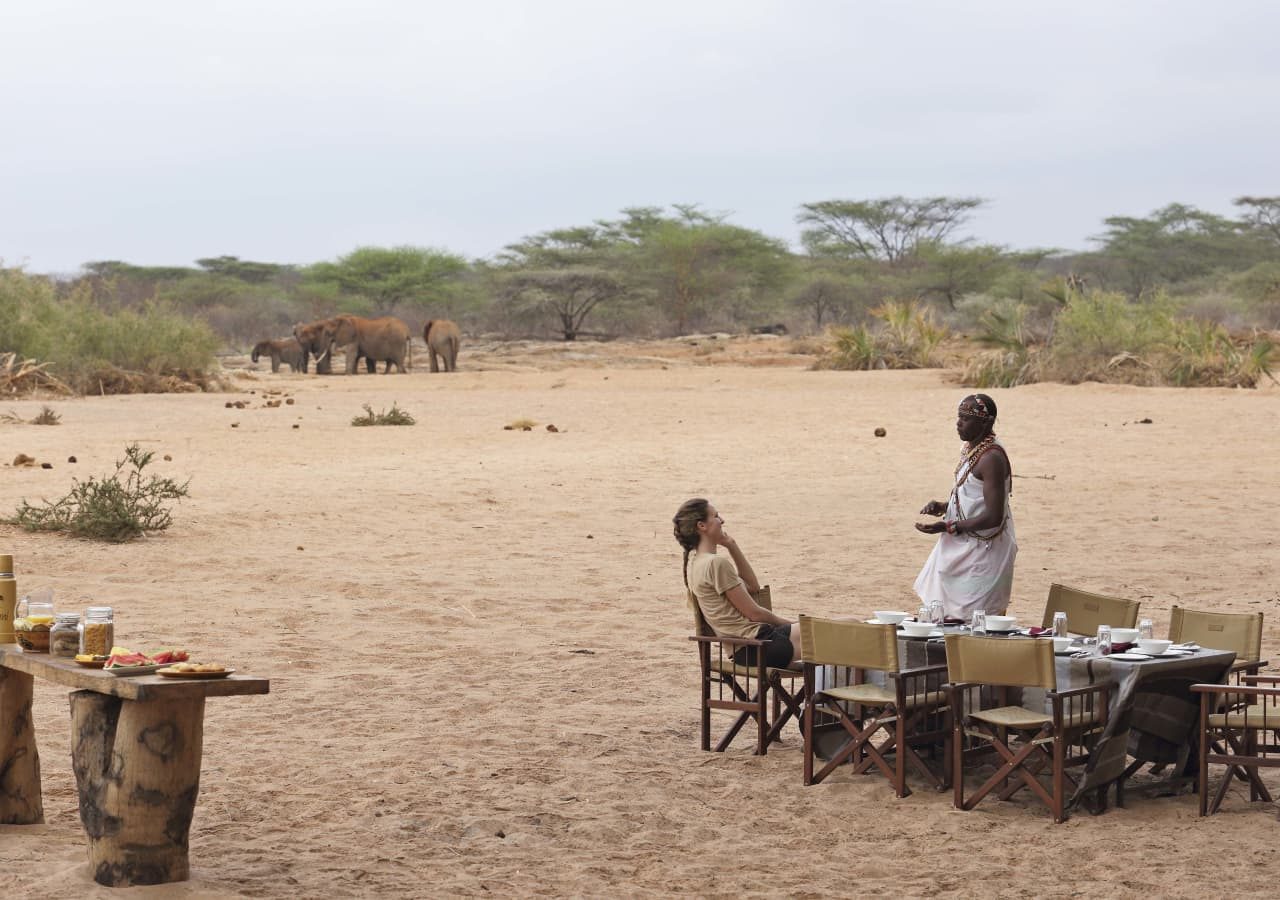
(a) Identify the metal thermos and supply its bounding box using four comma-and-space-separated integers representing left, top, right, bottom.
0, 553, 15, 644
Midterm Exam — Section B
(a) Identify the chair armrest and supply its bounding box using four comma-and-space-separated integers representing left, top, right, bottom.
1049, 683, 1114, 700
888, 663, 949, 681
1242, 674, 1280, 684
689, 635, 766, 647
1231, 659, 1268, 675
1192, 683, 1280, 699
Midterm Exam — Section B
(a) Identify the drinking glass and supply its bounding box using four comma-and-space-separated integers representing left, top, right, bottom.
1052, 611, 1068, 638
1138, 618, 1154, 641
1096, 625, 1112, 656
929, 600, 945, 625
970, 610, 987, 634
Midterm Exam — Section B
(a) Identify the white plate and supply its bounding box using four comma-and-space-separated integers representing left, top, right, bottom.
866, 618, 907, 625
898, 628, 944, 638
1107, 652, 1151, 661
106, 663, 164, 677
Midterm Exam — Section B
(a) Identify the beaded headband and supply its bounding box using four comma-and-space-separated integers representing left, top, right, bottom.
959, 396, 994, 420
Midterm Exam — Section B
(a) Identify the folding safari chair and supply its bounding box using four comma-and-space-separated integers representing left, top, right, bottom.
689, 586, 806, 755
946, 634, 1111, 823
1192, 676, 1280, 819
799, 616, 948, 796
1040, 583, 1139, 636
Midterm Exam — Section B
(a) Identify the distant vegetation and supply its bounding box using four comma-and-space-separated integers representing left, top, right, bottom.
1, 195, 1278, 391
350, 402, 416, 426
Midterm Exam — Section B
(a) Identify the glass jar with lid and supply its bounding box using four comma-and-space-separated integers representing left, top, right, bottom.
50, 612, 82, 658
16, 594, 55, 652
80, 606, 115, 658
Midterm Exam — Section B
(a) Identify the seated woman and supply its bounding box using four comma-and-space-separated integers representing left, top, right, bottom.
673, 498, 799, 668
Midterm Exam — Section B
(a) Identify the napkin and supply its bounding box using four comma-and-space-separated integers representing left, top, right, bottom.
1026, 627, 1054, 637
943, 617, 967, 626
1109, 642, 1135, 653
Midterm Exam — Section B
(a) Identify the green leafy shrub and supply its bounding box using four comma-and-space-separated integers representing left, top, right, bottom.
7, 444, 189, 542
816, 300, 948, 370
0, 269, 220, 393
351, 402, 416, 426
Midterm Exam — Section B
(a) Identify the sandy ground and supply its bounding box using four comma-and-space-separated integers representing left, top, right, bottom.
1, 335, 1278, 898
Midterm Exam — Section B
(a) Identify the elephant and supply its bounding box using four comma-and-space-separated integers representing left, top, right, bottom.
251, 338, 307, 373
423, 319, 461, 372
294, 315, 411, 374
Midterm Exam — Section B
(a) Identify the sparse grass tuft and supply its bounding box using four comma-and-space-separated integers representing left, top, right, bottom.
6, 444, 189, 542
31, 405, 61, 425
351, 402, 416, 426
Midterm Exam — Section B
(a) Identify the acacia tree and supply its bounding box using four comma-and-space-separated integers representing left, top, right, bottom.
305, 245, 469, 313
500, 269, 625, 340
1234, 196, 1280, 246
797, 196, 986, 263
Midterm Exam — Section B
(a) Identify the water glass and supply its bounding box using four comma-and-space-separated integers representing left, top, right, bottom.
1052, 611, 1068, 638
1138, 618, 1154, 641
970, 610, 987, 634
929, 600, 945, 625
1096, 625, 1112, 656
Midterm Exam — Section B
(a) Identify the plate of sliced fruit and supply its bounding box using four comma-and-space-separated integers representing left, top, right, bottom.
103, 646, 191, 676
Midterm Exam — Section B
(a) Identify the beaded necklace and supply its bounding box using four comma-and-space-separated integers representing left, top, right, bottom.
954, 433, 997, 481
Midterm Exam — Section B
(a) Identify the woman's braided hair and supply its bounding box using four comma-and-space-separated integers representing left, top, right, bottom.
672, 498, 710, 587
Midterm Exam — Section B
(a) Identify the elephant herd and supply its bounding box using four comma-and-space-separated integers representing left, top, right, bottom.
250, 315, 461, 374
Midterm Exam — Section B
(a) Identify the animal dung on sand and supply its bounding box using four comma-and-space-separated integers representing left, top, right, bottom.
874, 427, 887, 437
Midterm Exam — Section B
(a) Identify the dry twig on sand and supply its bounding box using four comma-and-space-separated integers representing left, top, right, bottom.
0, 352, 73, 396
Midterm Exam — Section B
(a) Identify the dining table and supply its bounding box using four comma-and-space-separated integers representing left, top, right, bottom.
810, 623, 1237, 811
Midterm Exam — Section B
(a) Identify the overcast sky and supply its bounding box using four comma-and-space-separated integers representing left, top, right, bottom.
3, 0, 1277, 274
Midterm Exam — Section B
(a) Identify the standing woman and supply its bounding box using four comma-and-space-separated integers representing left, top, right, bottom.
673, 499, 799, 668
913, 394, 1017, 619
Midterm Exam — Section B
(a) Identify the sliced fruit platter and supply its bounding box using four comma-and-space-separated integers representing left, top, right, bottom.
100, 646, 191, 676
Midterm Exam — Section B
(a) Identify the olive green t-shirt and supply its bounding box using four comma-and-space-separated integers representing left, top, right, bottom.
687, 550, 758, 641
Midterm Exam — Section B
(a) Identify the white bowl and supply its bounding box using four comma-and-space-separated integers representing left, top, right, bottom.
1053, 636, 1074, 653
873, 610, 910, 625
985, 615, 1017, 632
900, 620, 936, 637
1110, 628, 1141, 644
1136, 638, 1172, 655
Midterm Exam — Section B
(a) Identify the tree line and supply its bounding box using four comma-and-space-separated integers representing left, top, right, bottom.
10, 195, 1280, 349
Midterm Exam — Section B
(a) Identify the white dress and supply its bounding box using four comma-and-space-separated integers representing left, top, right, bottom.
913, 440, 1017, 618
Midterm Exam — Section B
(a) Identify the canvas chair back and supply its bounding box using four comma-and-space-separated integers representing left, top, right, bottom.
1170, 606, 1262, 662
1041, 583, 1139, 634
945, 634, 1056, 690
798, 616, 898, 672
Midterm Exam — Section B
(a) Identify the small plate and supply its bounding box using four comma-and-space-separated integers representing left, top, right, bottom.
74, 657, 107, 668
157, 667, 234, 679
866, 619, 904, 625
898, 628, 944, 639
1108, 652, 1151, 661
106, 663, 164, 677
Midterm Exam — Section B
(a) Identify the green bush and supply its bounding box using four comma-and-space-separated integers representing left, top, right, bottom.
6, 444, 189, 542
816, 300, 948, 370
351, 403, 416, 426
1, 269, 219, 392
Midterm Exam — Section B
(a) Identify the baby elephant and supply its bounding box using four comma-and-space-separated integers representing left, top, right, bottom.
423, 319, 461, 372
251, 338, 308, 373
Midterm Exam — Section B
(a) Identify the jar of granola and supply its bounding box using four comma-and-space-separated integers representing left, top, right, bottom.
50, 612, 82, 658
80, 606, 115, 657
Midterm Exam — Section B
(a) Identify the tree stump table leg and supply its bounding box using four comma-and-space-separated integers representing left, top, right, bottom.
69, 691, 205, 887
0, 667, 43, 824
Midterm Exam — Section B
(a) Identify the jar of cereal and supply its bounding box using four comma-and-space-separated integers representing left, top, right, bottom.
80, 606, 115, 657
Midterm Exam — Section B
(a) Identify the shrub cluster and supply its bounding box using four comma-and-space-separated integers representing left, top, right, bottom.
6, 444, 189, 542
351, 403, 416, 426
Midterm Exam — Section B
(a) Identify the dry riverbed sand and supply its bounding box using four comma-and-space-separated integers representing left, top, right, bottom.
1, 335, 1278, 898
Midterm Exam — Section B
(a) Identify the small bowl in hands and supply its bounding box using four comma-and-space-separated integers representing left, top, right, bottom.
1110, 628, 1141, 644
985, 615, 1017, 632
1136, 638, 1173, 656
873, 610, 910, 625
1053, 636, 1074, 653
900, 620, 936, 637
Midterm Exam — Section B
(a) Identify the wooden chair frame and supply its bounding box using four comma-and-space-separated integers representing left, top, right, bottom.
799, 616, 949, 797
946, 635, 1111, 824
688, 586, 806, 755
1192, 676, 1280, 818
